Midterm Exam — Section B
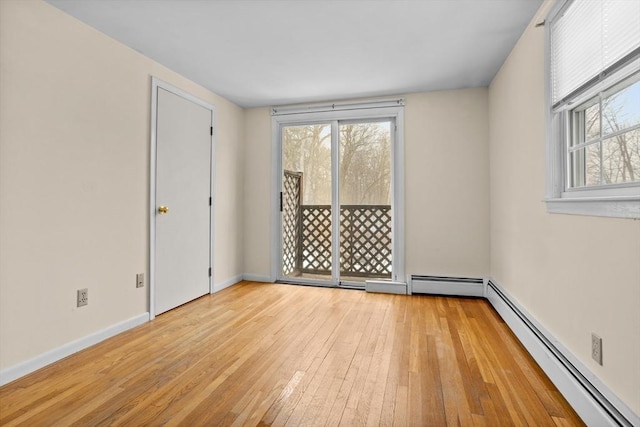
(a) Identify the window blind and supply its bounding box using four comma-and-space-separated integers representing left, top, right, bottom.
550, 0, 640, 108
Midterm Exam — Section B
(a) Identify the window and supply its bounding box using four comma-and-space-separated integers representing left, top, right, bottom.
569, 76, 640, 189
546, 0, 640, 218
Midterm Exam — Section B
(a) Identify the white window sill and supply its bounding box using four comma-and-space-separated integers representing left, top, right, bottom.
545, 196, 640, 219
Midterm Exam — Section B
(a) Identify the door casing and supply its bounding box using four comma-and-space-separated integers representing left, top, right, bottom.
149, 77, 215, 319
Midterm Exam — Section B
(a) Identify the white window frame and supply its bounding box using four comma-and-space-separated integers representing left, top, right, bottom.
270, 99, 405, 285
544, 0, 640, 219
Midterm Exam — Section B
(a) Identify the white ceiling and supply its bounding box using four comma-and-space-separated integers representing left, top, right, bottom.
46, 0, 542, 108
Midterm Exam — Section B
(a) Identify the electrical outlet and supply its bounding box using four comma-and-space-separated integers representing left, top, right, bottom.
136, 273, 144, 288
592, 333, 603, 365
77, 288, 88, 307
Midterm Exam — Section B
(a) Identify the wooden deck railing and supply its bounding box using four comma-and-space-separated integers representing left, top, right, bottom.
282, 171, 392, 279
286, 204, 391, 278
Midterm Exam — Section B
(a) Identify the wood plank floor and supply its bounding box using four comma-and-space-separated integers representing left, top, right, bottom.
0, 281, 584, 426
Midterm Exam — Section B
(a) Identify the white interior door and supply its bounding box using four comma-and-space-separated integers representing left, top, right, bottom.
154, 85, 212, 315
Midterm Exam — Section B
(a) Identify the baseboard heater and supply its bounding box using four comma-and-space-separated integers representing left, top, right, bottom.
409, 275, 484, 297
486, 280, 635, 426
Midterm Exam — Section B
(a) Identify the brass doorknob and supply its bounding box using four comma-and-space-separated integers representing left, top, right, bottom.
158, 206, 169, 214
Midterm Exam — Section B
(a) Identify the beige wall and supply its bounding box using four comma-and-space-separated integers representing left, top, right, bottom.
242, 108, 273, 279
488, 1, 640, 414
404, 90, 489, 277
0, 0, 244, 369
243, 89, 491, 280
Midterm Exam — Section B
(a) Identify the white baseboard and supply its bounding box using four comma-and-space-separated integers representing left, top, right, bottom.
212, 275, 243, 293
486, 280, 638, 427
365, 280, 407, 294
242, 274, 273, 283
0, 312, 149, 387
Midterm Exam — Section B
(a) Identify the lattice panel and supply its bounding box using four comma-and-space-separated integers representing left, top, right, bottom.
282, 171, 302, 275
340, 205, 392, 277
299, 205, 392, 278
300, 206, 332, 273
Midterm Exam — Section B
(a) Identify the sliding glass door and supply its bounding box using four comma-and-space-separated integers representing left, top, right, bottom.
281, 123, 333, 281
277, 109, 400, 288
338, 121, 392, 285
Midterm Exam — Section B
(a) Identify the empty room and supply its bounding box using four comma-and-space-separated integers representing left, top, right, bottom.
0, 0, 639, 425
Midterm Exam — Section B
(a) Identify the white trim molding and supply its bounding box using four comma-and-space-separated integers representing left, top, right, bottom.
213, 275, 243, 293
242, 274, 274, 283
272, 98, 404, 116
365, 280, 407, 295
486, 280, 638, 427
545, 196, 640, 219
0, 313, 149, 387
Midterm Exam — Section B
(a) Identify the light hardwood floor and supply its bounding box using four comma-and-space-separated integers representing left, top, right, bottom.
0, 281, 584, 426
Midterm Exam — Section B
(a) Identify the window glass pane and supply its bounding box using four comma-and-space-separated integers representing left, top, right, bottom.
585, 143, 601, 186
584, 103, 600, 142
572, 100, 599, 146
283, 124, 332, 204
282, 124, 333, 278
339, 121, 392, 281
602, 129, 640, 184
571, 145, 601, 188
602, 79, 640, 135
339, 122, 391, 205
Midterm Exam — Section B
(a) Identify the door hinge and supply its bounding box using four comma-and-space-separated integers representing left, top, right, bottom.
280, 192, 283, 212
210, 126, 213, 136
208, 267, 212, 277
209, 197, 212, 206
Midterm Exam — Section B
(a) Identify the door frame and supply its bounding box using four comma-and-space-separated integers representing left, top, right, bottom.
270, 99, 405, 287
149, 77, 215, 319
